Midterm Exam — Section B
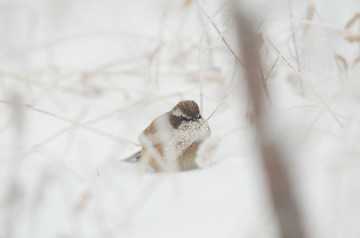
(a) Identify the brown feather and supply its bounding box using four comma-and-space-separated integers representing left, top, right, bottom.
172, 100, 200, 118
169, 114, 182, 129
139, 100, 210, 172
143, 121, 157, 135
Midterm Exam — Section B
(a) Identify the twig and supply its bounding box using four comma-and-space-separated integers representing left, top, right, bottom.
196, 1, 272, 102
0, 99, 140, 146
196, 1, 227, 112
266, 36, 343, 127
265, 56, 279, 80
287, 0, 304, 95
236, 9, 308, 238
196, 0, 245, 68
206, 81, 242, 122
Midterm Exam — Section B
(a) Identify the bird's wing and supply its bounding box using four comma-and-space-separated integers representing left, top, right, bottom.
138, 113, 173, 148
122, 150, 141, 162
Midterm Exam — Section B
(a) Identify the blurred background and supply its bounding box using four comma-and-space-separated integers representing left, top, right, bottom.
0, 0, 359, 237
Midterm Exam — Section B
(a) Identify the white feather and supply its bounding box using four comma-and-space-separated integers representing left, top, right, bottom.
164, 118, 209, 160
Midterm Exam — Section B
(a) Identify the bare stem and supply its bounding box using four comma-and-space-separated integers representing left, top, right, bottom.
235, 9, 308, 238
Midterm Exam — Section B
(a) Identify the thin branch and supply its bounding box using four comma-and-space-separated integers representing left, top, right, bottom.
196, 0, 245, 68
206, 81, 242, 122
287, 0, 304, 95
265, 56, 279, 80
0, 99, 140, 146
265, 36, 343, 127
236, 9, 308, 238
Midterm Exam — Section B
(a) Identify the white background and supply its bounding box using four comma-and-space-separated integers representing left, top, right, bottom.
0, 0, 360, 237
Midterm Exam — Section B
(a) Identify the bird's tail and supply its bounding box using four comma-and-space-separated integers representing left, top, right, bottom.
123, 150, 141, 163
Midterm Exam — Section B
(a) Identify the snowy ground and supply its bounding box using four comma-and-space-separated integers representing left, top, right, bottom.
0, 0, 360, 238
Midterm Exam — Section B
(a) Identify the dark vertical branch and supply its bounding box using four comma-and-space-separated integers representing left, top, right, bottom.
235, 10, 307, 238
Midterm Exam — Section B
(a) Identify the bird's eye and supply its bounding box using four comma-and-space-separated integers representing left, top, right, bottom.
180, 115, 190, 122
179, 115, 201, 122
192, 115, 201, 121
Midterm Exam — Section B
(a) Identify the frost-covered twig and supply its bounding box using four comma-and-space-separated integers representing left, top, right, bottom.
265, 36, 344, 127
0, 99, 140, 148
196, 0, 245, 68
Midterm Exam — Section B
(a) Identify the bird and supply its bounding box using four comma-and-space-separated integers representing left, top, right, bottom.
125, 100, 211, 172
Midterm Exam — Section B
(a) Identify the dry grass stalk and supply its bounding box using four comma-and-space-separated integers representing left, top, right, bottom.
335, 54, 348, 71
345, 35, 360, 42
265, 36, 344, 127
206, 81, 241, 122
345, 13, 360, 29
287, 0, 304, 95
236, 10, 307, 238
343, 12, 360, 43
303, 5, 315, 34
353, 57, 360, 67
196, 0, 245, 68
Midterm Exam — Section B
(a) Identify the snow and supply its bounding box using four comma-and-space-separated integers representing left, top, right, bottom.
1, 0, 360, 237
